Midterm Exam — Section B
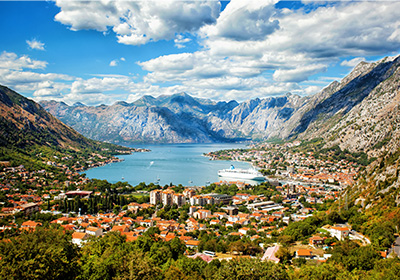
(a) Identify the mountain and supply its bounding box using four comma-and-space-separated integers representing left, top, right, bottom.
41, 92, 305, 144
0, 85, 131, 169
288, 55, 400, 156
0, 85, 92, 149
40, 55, 400, 146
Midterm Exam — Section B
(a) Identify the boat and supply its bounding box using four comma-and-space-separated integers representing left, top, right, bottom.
218, 165, 265, 181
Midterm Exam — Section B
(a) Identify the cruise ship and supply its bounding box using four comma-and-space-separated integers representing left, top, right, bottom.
218, 165, 265, 181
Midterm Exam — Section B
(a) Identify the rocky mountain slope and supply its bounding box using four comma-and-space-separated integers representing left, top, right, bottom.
40, 55, 400, 148
41, 92, 307, 144
0, 85, 131, 166
0, 85, 94, 149
291, 55, 400, 155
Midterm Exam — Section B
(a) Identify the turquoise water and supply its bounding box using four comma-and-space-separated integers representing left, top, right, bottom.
83, 143, 253, 187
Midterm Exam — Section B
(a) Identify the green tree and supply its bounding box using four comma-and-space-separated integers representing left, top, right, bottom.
213, 258, 288, 280
275, 246, 293, 265
0, 228, 80, 280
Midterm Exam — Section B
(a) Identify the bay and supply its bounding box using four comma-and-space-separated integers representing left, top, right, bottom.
83, 143, 254, 187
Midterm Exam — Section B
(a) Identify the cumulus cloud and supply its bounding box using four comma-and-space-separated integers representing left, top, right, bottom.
0, 52, 71, 91
340, 57, 366, 67
109, 57, 126, 67
70, 76, 135, 95
54, 0, 221, 45
202, 0, 279, 41
273, 64, 327, 83
174, 34, 191, 49
136, 0, 400, 101
7, 1, 400, 105
26, 39, 45, 51
0, 51, 47, 70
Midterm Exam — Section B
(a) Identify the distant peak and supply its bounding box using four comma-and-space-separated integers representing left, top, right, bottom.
141, 95, 156, 100
114, 101, 129, 106
73, 102, 86, 107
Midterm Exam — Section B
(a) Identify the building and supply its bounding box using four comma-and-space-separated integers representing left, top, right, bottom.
20, 203, 39, 215
21, 220, 42, 229
150, 190, 162, 205
193, 209, 211, 220
329, 226, 350, 241
162, 189, 174, 206
72, 232, 89, 247
261, 246, 280, 263
86, 226, 103, 237
150, 189, 186, 207
296, 249, 313, 259
65, 190, 92, 199
190, 193, 232, 206
309, 236, 325, 247
173, 193, 185, 207
183, 189, 196, 198
222, 206, 239, 216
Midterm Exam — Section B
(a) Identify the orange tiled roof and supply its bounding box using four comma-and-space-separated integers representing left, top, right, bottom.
72, 232, 88, 240
297, 249, 312, 256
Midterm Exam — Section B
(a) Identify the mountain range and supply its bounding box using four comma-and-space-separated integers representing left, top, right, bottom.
41, 54, 400, 153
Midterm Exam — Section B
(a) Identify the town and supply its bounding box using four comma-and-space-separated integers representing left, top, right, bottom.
1, 141, 392, 265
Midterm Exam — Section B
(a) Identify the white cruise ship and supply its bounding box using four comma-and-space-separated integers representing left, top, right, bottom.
218, 165, 265, 181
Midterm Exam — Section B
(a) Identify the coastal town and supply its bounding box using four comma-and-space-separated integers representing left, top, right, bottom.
205, 141, 363, 188
1, 141, 394, 264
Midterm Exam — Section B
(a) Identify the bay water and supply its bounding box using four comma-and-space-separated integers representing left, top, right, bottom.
83, 143, 253, 187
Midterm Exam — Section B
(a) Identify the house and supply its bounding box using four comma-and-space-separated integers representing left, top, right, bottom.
391, 236, 400, 257
210, 219, 220, 225
309, 236, 325, 247
261, 245, 280, 263
86, 226, 103, 237
111, 225, 130, 233
296, 249, 313, 259
122, 231, 139, 242
72, 232, 89, 247
135, 226, 147, 233
238, 227, 250, 235
21, 220, 42, 229
329, 226, 350, 241
20, 203, 39, 215
226, 221, 234, 227
193, 209, 211, 219
140, 219, 153, 227
185, 240, 200, 248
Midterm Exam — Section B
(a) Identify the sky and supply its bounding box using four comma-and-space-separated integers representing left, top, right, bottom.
0, 0, 399, 106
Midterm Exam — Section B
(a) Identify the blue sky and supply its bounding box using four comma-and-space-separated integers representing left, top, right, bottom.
0, 0, 399, 105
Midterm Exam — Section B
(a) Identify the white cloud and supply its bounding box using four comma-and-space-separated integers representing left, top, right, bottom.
6, 1, 400, 105
0, 51, 47, 70
174, 34, 191, 49
109, 57, 126, 67
70, 76, 135, 95
202, 0, 279, 41
26, 39, 45, 51
54, 0, 221, 46
273, 64, 327, 83
0, 52, 71, 92
135, 0, 400, 101
340, 57, 366, 67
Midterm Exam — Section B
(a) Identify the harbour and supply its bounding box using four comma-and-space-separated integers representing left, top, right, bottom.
83, 143, 254, 186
